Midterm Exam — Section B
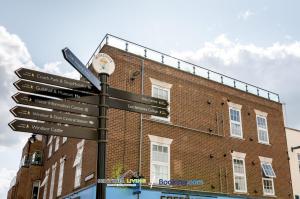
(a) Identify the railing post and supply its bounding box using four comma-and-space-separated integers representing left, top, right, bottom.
193, 66, 195, 74
234, 80, 236, 88
207, 71, 210, 79
177, 61, 180, 69
144, 49, 147, 58
221, 76, 223, 84
245, 84, 248, 92
161, 55, 164, 64
125, 43, 128, 52
257, 88, 259, 96
105, 36, 109, 45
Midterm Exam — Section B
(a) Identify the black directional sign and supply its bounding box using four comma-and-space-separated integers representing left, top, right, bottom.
9, 120, 98, 140
107, 98, 169, 118
15, 68, 97, 93
62, 47, 101, 91
14, 80, 99, 105
10, 106, 98, 128
12, 93, 99, 117
15, 68, 169, 108
109, 87, 168, 108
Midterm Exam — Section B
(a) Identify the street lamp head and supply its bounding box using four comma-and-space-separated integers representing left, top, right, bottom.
92, 53, 115, 75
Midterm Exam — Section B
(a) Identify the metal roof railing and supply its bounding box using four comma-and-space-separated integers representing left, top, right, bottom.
87, 34, 280, 103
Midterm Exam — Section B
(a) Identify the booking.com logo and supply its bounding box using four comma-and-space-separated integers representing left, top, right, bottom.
158, 179, 204, 186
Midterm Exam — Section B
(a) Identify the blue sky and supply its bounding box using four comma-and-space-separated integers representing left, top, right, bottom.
0, 0, 300, 198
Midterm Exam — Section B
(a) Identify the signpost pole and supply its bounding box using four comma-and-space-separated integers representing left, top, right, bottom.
97, 74, 109, 199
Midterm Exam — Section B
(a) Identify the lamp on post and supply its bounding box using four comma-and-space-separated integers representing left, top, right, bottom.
92, 53, 115, 199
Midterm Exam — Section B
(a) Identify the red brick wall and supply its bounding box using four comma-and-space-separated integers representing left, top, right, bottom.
12, 44, 292, 199
101, 45, 292, 198
7, 140, 43, 199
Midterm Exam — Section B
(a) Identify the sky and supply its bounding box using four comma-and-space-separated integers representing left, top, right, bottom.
0, 0, 300, 198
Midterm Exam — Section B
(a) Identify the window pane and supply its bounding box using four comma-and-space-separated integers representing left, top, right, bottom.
231, 123, 241, 136
163, 146, 168, 153
263, 179, 274, 195
262, 163, 276, 178
162, 90, 168, 100
230, 109, 240, 122
234, 159, 244, 174
152, 164, 168, 182
257, 117, 267, 129
259, 130, 268, 142
152, 151, 158, 161
153, 87, 158, 98
152, 145, 157, 151
235, 176, 246, 191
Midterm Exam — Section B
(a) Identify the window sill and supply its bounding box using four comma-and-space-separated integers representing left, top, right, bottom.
73, 185, 80, 190
263, 194, 276, 197
233, 191, 248, 195
230, 135, 245, 140
258, 141, 271, 146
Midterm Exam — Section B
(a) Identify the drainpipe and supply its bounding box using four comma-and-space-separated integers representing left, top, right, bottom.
138, 59, 144, 198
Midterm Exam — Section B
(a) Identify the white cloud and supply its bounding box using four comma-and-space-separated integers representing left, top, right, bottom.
214, 34, 232, 47
0, 168, 16, 199
0, 26, 35, 150
0, 26, 81, 149
0, 26, 82, 198
41, 61, 80, 80
238, 10, 255, 20
171, 34, 300, 129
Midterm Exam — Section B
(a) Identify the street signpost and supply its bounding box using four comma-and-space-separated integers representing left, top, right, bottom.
10, 106, 98, 128
14, 79, 99, 105
107, 98, 169, 117
15, 67, 97, 93
62, 47, 101, 91
15, 67, 169, 108
108, 87, 168, 108
12, 93, 99, 117
9, 120, 98, 140
9, 47, 170, 199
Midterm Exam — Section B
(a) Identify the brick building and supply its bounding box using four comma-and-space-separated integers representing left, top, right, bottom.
7, 34, 293, 199
7, 135, 43, 199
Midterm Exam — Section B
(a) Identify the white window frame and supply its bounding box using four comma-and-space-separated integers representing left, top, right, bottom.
228, 102, 243, 139
54, 136, 60, 152
31, 180, 40, 199
261, 162, 276, 178
48, 136, 53, 158
149, 135, 172, 185
41, 169, 50, 199
48, 162, 57, 199
47, 136, 53, 145
73, 140, 84, 188
262, 177, 275, 196
62, 137, 67, 144
259, 156, 276, 196
19, 155, 25, 168
150, 78, 172, 122
231, 151, 247, 193
255, 110, 269, 144
48, 143, 53, 158
57, 156, 66, 197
